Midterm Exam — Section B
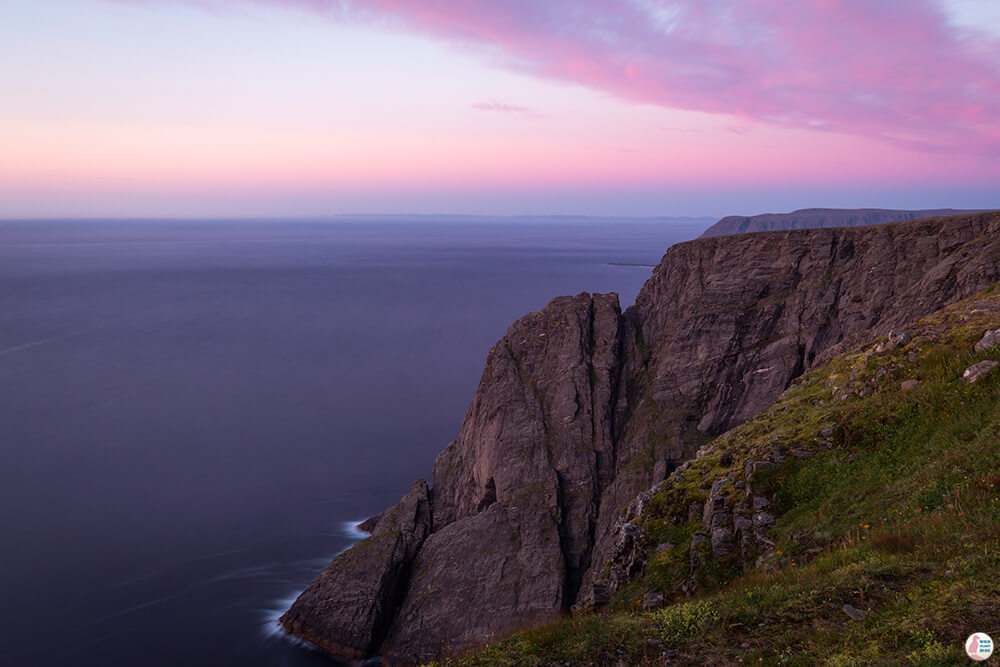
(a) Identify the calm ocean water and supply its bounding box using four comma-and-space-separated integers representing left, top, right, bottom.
0, 218, 707, 666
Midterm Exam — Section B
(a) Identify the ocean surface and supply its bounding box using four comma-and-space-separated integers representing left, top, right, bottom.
0, 217, 708, 666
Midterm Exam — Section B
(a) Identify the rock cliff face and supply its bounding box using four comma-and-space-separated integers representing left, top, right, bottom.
281, 212, 1000, 664
699, 207, 990, 238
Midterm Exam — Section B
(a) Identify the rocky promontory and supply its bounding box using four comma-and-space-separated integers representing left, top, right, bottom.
280, 212, 1000, 664
698, 207, 990, 238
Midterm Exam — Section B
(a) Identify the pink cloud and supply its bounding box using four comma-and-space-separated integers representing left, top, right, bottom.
472, 100, 542, 117
106, 0, 1000, 156
196, 0, 998, 156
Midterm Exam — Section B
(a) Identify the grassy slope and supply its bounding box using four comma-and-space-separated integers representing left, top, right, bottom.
431, 287, 1000, 666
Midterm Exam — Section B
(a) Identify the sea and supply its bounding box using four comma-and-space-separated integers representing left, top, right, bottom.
0, 217, 709, 666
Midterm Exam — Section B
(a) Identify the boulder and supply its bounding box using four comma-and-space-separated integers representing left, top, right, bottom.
974, 328, 1000, 352
843, 604, 867, 621
642, 591, 665, 611
963, 360, 999, 384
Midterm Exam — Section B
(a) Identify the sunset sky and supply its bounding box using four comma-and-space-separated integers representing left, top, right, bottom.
3, 0, 999, 218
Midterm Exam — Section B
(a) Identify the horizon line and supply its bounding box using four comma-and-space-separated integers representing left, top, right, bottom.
0, 213, 720, 223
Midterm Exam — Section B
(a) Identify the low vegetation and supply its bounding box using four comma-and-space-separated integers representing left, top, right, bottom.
431, 287, 1000, 665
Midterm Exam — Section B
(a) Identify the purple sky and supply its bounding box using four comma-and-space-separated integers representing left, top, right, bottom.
2, 0, 999, 217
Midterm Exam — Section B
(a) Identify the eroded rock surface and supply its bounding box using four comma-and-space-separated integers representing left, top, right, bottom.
278, 479, 430, 658
283, 212, 1000, 664
963, 360, 999, 384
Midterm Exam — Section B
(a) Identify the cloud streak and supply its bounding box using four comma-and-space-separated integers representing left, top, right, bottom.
472, 100, 542, 117
123, 1, 1000, 154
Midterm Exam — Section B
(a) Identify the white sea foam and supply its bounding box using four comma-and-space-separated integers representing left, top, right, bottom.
262, 591, 308, 643
263, 519, 370, 645
339, 518, 371, 541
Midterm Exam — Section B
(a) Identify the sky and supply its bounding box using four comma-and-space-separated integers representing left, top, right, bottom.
2, 0, 999, 218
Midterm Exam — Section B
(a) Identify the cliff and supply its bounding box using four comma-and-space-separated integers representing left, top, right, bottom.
431, 285, 1000, 666
699, 207, 990, 238
280, 212, 1000, 664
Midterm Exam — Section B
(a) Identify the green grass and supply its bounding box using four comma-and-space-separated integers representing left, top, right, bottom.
430, 288, 1000, 666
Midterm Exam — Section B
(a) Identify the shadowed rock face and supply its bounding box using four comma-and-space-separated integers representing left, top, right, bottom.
282, 212, 1000, 664
279, 480, 431, 659
699, 207, 992, 238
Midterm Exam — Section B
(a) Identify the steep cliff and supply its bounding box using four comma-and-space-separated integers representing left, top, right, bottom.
435, 286, 1000, 666
281, 212, 1000, 664
699, 207, 990, 238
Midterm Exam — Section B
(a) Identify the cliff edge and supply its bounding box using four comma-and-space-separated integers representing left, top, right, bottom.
698, 207, 990, 238
281, 212, 1000, 664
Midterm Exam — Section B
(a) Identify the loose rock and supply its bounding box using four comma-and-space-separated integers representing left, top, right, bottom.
843, 604, 867, 621
963, 360, 999, 384
642, 591, 665, 611
974, 328, 1000, 352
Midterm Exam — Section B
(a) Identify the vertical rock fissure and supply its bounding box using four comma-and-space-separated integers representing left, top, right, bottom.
557, 299, 596, 608
554, 469, 576, 608
567, 298, 629, 608
370, 539, 420, 656
476, 478, 497, 512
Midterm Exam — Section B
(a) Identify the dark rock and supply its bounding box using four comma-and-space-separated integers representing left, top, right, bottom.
702, 478, 738, 558
843, 604, 867, 621
689, 533, 709, 575
642, 591, 665, 611
753, 511, 775, 531
279, 479, 431, 659
379, 503, 565, 663
963, 360, 999, 384
974, 328, 1000, 352
702, 479, 732, 529
356, 514, 381, 535
591, 583, 611, 606
711, 527, 738, 559
622, 523, 642, 541
733, 514, 754, 558
888, 329, 912, 346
